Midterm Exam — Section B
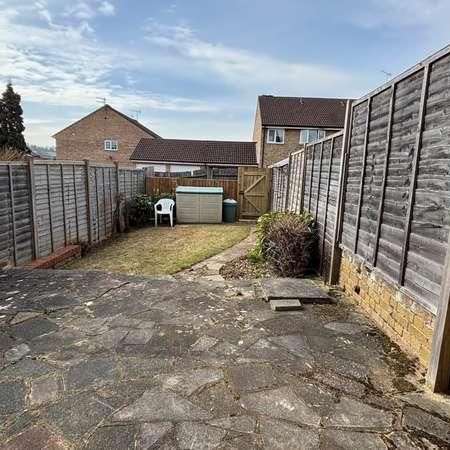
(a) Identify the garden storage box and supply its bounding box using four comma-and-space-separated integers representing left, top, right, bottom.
176, 186, 223, 223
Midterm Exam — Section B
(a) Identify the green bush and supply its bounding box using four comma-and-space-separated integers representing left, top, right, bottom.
127, 194, 153, 227
248, 211, 316, 277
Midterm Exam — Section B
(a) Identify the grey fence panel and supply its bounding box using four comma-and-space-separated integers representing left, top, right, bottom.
339, 52, 450, 314
34, 164, 53, 257
11, 165, 33, 266
403, 54, 450, 308
341, 100, 369, 250
0, 160, 145, 267
286, 152, 303, 213
270, 161, 289, 212
0, 165, 14, 263
0, 164, 34, 266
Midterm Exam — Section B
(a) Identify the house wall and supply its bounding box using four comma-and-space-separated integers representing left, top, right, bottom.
55, 106, 156, 164
263, 128, 338, 167
136, 163, 202, 174
339, 250, 435, 366
254, 121, 339, 167
252, 103, 264, 167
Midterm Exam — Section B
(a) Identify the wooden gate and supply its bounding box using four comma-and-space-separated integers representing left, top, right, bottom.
238, 166, 270, 219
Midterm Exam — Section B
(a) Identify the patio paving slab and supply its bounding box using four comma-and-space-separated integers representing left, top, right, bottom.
260, 278, 333, 303
0, 268, 449, 449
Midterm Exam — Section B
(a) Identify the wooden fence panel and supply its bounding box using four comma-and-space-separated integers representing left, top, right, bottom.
0, 160, 145, 267
341, 100, 369, 250
10, 165, 33, 266
404, 55, 450, 308
321, 135, 344, 278
268, 46, 450, 392
375, 70, 425, 283
146, 176, 239, 202
357, 88, 391, 262
303, 147, 312, 212
0, 165, 14, 263
270, 162, 288, 212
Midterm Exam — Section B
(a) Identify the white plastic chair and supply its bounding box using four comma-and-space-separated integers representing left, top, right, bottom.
154, 198, 175, 227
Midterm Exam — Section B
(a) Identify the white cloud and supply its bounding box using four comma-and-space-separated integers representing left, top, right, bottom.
98, 1, 115, 16
350, 0, 450, 29
0, 3, 217, 144
144, 21, 361, 96
165, 3, 177, 14
64, 2, 95, 21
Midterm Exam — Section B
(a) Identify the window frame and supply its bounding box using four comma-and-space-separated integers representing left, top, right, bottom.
104, 139, 119, 151
299, 129, 326, 144
266, 128, 285, 144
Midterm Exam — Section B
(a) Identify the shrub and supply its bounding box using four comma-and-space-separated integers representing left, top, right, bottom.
249, 211, 316, 277
126, 192, 176, 227
127, 194, 153, 227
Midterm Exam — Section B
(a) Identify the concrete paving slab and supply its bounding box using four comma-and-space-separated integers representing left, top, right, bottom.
270, 299, 302, 311
261, 278, 333, 303
139, 422, 173, 449
1, 269, 447, 448
113, 388, 212, 422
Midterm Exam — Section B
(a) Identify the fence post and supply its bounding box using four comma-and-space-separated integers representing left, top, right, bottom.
84, 160, 92, 245
8, 165, 17, 265
27, 158, 39, 260
284, 154, 293, 210
329, 100, 353, 285
320, 137, 335, 274
428, 229, 450, 393
399, 64, 431, 285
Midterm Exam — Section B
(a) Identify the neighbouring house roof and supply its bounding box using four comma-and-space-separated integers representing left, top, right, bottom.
258, 95, 349, 128
52, 104, 161, 139
130, 138, 257, 166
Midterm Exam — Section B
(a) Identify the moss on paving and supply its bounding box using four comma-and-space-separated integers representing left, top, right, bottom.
66, 224, 250, 276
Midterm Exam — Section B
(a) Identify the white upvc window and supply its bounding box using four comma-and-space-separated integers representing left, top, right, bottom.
299, 129, 326, 144
267, 128, 285, 144
104, 139, 118, 151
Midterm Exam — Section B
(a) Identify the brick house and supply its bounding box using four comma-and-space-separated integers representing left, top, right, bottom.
253, 95, 349, 166
130, 138, 257, 177
53, 105, 160, 163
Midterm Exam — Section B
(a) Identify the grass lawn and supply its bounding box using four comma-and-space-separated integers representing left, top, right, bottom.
66, 224, 251, 276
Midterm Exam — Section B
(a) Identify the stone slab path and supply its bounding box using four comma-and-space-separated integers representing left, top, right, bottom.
175, 230, 256, 282
0, 269, 450, 449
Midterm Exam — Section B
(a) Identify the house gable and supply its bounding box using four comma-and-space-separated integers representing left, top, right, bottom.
54, 105, 160, 163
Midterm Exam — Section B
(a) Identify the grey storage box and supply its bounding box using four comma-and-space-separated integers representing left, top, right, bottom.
176, 186, 223, 223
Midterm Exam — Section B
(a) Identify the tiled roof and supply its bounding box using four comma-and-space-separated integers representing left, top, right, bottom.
258, 95, 348, 128
130, 138, 257, 166
53, 104, 161, 138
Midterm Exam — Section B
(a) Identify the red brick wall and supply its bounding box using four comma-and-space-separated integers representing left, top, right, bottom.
55, 106, 157, 164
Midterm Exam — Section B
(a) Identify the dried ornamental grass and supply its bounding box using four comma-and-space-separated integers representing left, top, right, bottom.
265, 213, 316, 277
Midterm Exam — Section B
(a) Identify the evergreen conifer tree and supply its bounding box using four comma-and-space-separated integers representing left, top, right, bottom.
0, 82, 27, 152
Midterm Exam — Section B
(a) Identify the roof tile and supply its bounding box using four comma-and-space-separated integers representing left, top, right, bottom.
130, 138, 257, 166
259, 96, 349, 128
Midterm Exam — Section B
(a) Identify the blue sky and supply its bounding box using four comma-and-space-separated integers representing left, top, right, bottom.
1, 0, 450, 146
